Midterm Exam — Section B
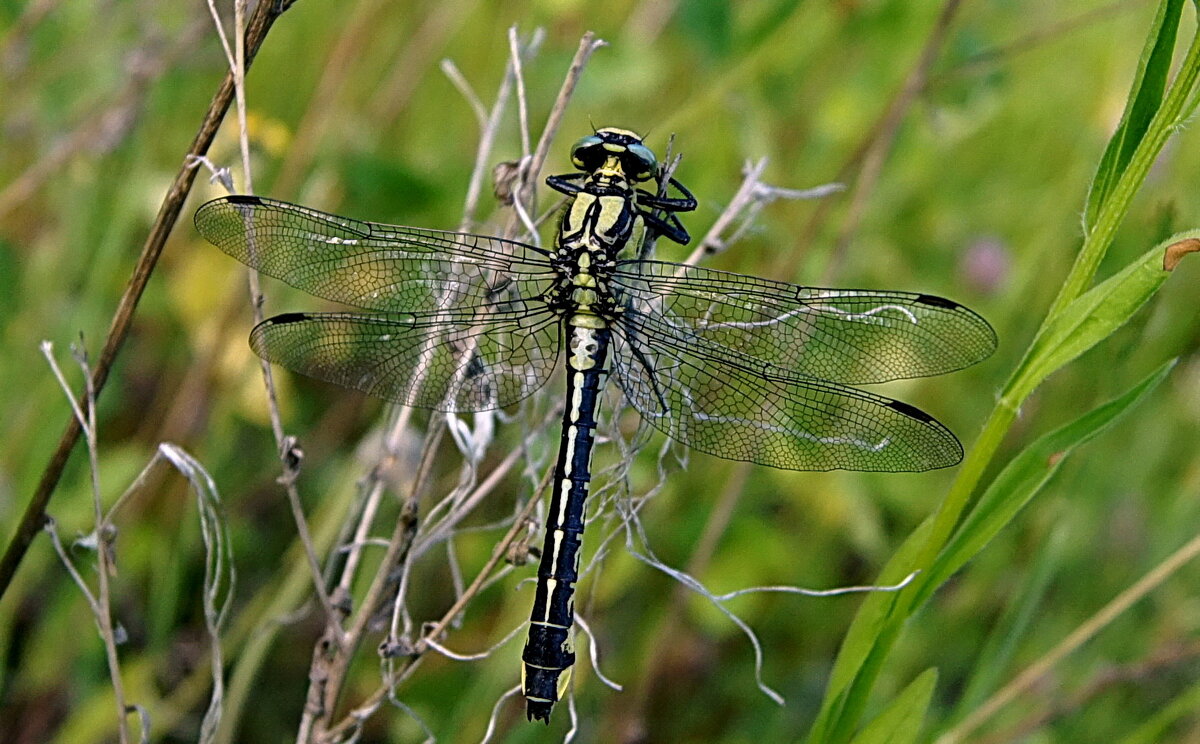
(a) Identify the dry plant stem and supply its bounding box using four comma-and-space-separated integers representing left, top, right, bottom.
509, 26, 533, 160
45, 523, 134, 744
82, 371, 132, 744
307, 421, 448, 739
443, 30, 546, 230
330, 15, 529, 646
441, 59, 489, 131
0, 0, 290, 605
821, 0, 964, 284
938, 531, 1200, 744
528, 32, 607, 180
412, 422, 558, 553
685, 158, 770, 266
42, 345, 132, 744
299, 33, 539, 742
416, 468, 552, 657
313, 33, 605, 739
319, 468, 551, 743
335, 408, 414, 596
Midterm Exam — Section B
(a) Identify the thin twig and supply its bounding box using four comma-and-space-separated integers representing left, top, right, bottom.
508, 32, 608, 233
319, 468, 549, 742
440, 59, 488, 128
508, 25, 532, 159
299, 30, 604, 740
41, 342, 132, 744
300, 32, 547, 742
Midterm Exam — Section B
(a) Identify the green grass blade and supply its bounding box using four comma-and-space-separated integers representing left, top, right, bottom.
809, 229, 1194, 743
1084, 0, 1184, 229
814, 359, 1174, 744
847, 669, 938, 744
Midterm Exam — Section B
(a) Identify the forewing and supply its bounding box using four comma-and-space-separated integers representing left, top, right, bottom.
195, 195, 557, 313
613, 260, 996, 384
250, 305, 561, 412
611, 310, 963, 472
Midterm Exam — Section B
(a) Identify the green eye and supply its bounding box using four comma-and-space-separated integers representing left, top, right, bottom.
571, 135, 604, 170
626, 143, 658, 180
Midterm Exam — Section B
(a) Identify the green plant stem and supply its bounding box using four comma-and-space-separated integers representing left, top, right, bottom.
910, 397, 1018, 605
1049, 22, 1200, 319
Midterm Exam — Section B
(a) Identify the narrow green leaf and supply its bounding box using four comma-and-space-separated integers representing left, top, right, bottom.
1012, 231, 1199, 400
1084, 0, 1184, 228
920, 359, 1176, 602
847, 669, 938, 744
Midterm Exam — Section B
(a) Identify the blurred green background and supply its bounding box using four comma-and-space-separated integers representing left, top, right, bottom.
2, 1, 1199, 742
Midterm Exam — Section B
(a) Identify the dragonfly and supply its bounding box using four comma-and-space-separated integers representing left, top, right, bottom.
195, 127, 996, 723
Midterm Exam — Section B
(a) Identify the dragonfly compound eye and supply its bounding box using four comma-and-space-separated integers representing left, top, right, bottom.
570, 135, 605, 172
624, 143, 658, 182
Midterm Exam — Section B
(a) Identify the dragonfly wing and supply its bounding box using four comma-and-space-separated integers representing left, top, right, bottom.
195, 195, 557, 313
611, 309, 963, 472
250, 306, 561, 412
613, 261, 996, 384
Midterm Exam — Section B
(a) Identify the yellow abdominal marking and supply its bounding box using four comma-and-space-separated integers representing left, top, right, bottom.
569, 328, 598, 370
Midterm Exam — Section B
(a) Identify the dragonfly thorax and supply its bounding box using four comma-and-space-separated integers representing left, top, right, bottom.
550, 186, 641, 321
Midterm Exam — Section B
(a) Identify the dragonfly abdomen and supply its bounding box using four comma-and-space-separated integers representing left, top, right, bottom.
522, 323, 612, 722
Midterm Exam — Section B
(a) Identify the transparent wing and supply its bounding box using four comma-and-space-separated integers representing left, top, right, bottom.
611, 308, 963, 472
250, 305, 561, 412
195, 195, 557, 313
613, 260, 996, 384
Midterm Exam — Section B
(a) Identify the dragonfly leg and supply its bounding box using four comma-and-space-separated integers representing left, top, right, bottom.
546, 172, 587, 198
641, 210, 692, 245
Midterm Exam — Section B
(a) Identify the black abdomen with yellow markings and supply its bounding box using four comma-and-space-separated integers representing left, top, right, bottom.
195, 127, 995, 724
522, 323, 612, 721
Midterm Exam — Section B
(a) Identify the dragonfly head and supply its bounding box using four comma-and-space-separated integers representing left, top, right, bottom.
570, 128, 658, 184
